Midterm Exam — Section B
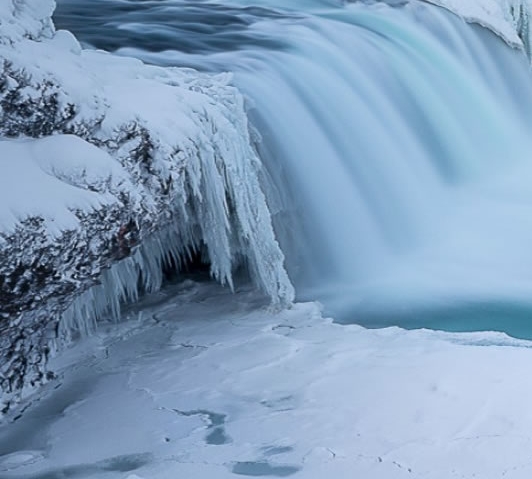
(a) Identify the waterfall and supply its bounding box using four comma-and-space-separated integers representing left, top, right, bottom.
55, 0, 532, 334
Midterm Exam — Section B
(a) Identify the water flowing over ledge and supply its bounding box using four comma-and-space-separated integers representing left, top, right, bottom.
99, 0, 532, 318
0, 0, 293, 411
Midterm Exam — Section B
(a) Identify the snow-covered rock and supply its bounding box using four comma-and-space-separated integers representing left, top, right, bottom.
0, 0, 55, 44
0, 0, 293, 412
424, 0, 532, 54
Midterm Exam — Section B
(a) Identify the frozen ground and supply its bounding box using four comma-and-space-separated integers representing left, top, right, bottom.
2, 281, 532, 479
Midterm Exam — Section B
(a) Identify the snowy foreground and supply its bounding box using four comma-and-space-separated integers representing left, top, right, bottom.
2, 282, 532, 479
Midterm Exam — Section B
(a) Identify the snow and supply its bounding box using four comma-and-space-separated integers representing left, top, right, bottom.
0, 135, 130, 237
424, 0, 532, 49
0, 0, 55, 44
3, 282, 532, 478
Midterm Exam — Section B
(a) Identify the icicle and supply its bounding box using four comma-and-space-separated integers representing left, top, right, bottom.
501, 0, 532, 58
59, 222, 189, 337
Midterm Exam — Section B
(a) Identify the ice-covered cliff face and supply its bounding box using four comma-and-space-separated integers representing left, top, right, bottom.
0, 0, 293, 412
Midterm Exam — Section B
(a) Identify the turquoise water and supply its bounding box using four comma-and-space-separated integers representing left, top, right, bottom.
55, 1, 532, 338
336, 302, 532, 339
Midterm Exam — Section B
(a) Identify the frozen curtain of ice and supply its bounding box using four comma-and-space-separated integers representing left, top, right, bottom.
0, 0, 293, 411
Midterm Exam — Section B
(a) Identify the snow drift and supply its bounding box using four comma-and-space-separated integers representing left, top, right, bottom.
0, 0, 293, 412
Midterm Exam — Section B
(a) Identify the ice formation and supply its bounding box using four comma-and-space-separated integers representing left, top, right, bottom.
501, 0, 532, 55
0, 0, 293, 411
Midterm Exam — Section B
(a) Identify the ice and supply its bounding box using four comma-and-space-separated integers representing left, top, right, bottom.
4, 283, 532, 478
60, 224, 189, 336
500, 0, 532, 55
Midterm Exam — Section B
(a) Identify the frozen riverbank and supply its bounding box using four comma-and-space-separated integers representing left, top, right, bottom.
2, 282, 532, 478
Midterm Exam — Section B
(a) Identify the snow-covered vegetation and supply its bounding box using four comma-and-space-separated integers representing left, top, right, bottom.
0, 0, 55, 44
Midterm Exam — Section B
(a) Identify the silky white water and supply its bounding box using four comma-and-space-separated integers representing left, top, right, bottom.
55, 0, 532, 335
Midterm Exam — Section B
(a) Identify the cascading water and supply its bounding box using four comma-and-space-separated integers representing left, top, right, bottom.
55, 0, 532, 337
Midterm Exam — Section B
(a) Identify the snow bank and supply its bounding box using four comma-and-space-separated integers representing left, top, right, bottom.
0, 0, 293, 411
